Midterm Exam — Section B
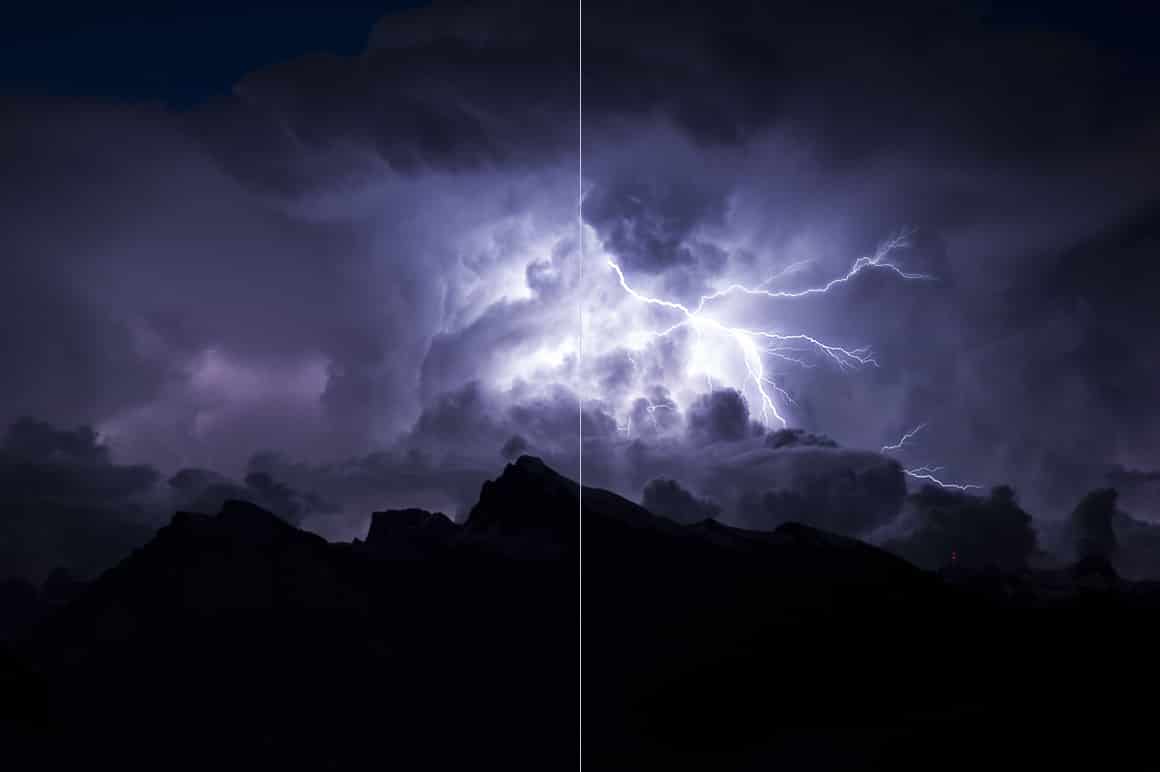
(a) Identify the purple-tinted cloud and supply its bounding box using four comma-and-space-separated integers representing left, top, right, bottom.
2, 0, 1159, 541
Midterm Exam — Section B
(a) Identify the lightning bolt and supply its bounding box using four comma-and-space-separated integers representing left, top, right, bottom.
901, 469, 981, 492
617, 354, 679, 437
692, 231, 932, 312
607, 231, 925, 427
880, 423, 927, 453
637, 399, 675, 433
620, 391, 676, 437
880, 423, 982, 492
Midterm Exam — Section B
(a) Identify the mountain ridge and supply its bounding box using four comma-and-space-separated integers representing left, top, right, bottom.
6, 454, 1160, 770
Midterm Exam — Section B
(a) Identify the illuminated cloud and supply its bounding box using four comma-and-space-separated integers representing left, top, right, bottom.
2, 0, 1159, 528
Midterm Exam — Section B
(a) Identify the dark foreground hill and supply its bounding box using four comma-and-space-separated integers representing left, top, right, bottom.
3, 455, 1160, 770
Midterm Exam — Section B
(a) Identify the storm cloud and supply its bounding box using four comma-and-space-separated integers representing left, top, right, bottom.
641, 478, 721, 525
0, 417, 333, 582
877, 485, 1039, 574
0, 418, 158, 582
2, 0, 1159, 558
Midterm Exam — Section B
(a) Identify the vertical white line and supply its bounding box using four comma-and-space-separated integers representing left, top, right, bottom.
577, 0, 584, 767
577, 0, 584, 765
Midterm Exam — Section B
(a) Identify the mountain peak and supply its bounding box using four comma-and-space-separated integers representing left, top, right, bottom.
467, 455, 578, 527
364, 508, 458, 559
186, 498, 303, 547
368, 507, 454, 535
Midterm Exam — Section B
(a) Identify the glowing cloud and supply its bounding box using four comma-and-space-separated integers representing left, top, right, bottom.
603, 231, 928, 427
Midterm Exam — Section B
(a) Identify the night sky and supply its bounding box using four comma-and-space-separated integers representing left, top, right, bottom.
0, 2, 420, 105
3, 0, 1159, 559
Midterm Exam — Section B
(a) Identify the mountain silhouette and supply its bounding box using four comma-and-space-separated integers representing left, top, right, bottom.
3, 455, 1160, 770
362, 506, 458, 560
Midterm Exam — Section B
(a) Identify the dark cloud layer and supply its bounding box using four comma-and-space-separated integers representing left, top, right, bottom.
167, 462, 333, 527
1068, 489, 1119, 563
583, 180, 729, 275
0, 417, 332, 582
0, 419, 158, 583
686, 389, 755, 445
724, 447, 908, 536
640, 478, 721, 525
879, 485, 1039, 574
1110, 511, 1160, 582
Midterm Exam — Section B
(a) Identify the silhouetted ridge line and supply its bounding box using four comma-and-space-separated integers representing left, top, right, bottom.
363, 507, 458, 559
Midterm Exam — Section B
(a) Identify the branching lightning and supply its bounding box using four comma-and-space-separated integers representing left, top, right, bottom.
621, 398, 675, 436
881, 423, 981, 492
901, 469, 981, 492
607, 230, 927, 427
692, 232, 931, 312
606, 228, 983, 491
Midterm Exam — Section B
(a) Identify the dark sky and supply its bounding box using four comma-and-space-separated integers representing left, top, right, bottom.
0, 2, 424, 105
7, 2, 1151, 106
2, 0, 1159, 551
